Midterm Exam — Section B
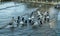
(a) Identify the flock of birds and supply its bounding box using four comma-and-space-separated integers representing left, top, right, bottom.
0, 10, 50, 30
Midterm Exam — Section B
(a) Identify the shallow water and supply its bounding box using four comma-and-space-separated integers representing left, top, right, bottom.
0, 2, 37, 26
0, 2, 60, 36
0, 2, 39, 36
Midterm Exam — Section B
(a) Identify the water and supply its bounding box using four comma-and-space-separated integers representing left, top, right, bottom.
0, 2, 39, 36
0, 2, 60, 36
0, 2, 37, 26
49, 6, 60, 36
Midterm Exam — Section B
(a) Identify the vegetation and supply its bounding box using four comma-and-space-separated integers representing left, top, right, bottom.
1, 0, 12, 2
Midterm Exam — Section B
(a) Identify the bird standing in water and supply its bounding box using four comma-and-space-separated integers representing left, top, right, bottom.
9, 17, 16, 32
17, 16, 20, 27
